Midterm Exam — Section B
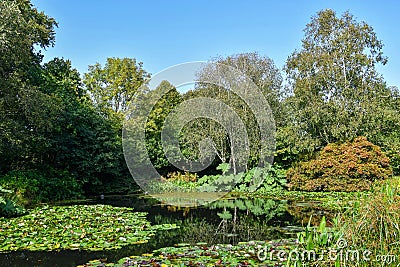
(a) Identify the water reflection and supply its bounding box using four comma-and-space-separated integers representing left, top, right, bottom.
152, 197, 294, 245
0, 194, 334, 267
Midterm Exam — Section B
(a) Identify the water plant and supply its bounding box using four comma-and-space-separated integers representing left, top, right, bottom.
339, 178, 400, 265
0, 205, 178, 252
77, 239, 298, 267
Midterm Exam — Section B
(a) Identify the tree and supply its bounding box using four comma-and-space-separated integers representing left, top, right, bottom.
0, 0, 58, 172
282, 9, 399, 164
83, 57, 150, 114
40, 58, 133, 193
182, 52, 282, 173
0, 1, 139, 197
145, 81, 183, 171
82, 57, 152, 191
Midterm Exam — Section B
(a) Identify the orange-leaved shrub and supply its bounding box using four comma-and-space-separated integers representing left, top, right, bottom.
165, 171, 198, 182
287, 137, 392, 192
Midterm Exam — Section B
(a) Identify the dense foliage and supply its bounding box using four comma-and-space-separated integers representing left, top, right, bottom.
0, 0, 138, 202
154, 163, 287, 194
0, 170, 82, 205
0, 186, 25, 217
287, 137, 392, 191
182, 52, 283, 172
280, 9, 400, 168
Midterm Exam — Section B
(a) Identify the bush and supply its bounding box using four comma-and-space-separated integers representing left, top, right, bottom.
383, 141, 400, 176
151, 164, 287, 194
287, 137, 392, 192
0, 169, 83, 205
197, 164, 287, 193
165, 171, 198, 183
0, 186, 26, 217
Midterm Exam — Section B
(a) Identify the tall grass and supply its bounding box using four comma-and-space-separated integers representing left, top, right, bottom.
339, 177, 400, 265
287, 177, 400, 267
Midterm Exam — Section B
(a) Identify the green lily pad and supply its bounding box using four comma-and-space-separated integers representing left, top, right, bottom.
0, 204, 178, 252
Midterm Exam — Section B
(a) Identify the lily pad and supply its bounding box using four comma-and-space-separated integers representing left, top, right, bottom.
0, 205, 178, 252
77, 239, 298, 266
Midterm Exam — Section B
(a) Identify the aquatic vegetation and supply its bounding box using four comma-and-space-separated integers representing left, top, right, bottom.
0, 205, 178, 252
339, 179, 400, 262
77, 239, 298, 267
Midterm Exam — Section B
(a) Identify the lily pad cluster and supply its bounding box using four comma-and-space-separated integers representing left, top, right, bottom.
0, 205, 178, 251
77, 239, 297, 267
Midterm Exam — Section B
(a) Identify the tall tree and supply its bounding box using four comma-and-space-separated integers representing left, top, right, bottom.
182, 52, 282, 172
40, 58, 133, 193
0, 0, 58, 172
282, 9, 398, 164
83, 57, 150, 114
145, 81, 183, 171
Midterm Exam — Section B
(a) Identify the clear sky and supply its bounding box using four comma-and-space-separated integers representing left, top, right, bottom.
32, 0, 400, 88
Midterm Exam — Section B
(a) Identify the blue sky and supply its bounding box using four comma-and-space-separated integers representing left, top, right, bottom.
32, 0, 400, 88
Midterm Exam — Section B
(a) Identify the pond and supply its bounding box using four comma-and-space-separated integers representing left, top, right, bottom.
0, 194, 334, 267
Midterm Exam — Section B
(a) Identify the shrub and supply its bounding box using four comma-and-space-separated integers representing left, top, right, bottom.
383, 141, 400, 176
0, 186, 26, 217
198, 164, 287, 193
154, 164, 287, 194
287, 136, 392, 192
165, 171, 198, 183
0, 169, 83, 205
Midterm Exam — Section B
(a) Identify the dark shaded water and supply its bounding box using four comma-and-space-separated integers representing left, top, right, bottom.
0, 194, 333, 267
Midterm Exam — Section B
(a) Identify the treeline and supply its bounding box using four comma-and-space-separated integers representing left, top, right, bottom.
1, 0, 399, 204
0, 0, 144, 201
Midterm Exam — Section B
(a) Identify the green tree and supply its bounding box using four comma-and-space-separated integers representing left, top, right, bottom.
0, 0, 58, 172
82, 57, 152, 191
140, 80, 182, 172
41, 58, 131, 193
145, 81, 183, 171
83, 57, 150, 114
182, 52, 282, 172
282, 9, 398, 165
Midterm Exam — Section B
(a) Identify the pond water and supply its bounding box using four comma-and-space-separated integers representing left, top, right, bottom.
0, 194, 333, 267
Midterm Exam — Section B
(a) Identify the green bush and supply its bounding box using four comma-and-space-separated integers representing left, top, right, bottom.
0, 169, 83, 205
0, 186, 26, 217
197, 164, 287, 193
150, 164, 287, 194
287, 137, 392, 192
384, 142, 400, 176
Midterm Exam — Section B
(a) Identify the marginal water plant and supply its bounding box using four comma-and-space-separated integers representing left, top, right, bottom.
339, 178, 400, 265
152, 163, 287, 194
